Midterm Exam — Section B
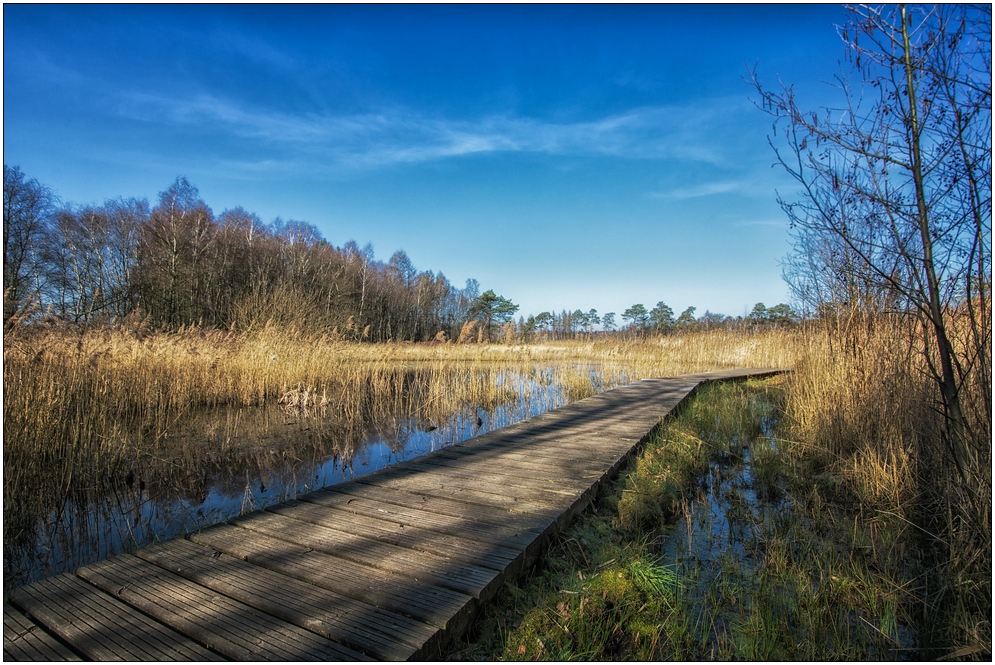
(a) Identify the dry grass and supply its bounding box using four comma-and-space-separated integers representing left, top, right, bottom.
452, 321, 990, 660
4, 315, 987, 652
2, 323, 801, 572
2, 323, 801, 434
783, 315, 992, 655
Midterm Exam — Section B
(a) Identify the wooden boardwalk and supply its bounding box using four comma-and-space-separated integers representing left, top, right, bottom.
5, 368, 784, 661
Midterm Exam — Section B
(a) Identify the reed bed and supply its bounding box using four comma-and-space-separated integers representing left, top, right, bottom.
783, 317, 992, 655
443, 315, 989, 659
7, 317, 986, 653
3, 323, 800, 588
3, 324, 801, 442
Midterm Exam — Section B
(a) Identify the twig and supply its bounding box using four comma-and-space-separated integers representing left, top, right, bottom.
856, 614, 899, 646
936, 645, 989, 661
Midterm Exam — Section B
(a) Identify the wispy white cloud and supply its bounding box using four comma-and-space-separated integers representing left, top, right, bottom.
115, 91, 744, 172
648, 158, 793, 202
649, 179, 754, 200
731, 218, 787, 228
209, 30, 298, 71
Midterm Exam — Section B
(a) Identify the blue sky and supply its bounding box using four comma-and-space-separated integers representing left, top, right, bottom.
3, 3, 851, 321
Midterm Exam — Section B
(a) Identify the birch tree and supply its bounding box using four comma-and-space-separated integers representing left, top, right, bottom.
3, 165, 55, 321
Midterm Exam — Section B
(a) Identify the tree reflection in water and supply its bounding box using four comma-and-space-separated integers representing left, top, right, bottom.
4, 364, 615, 591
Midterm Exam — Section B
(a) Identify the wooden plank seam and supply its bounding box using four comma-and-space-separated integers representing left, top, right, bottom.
4, 369, 786, 662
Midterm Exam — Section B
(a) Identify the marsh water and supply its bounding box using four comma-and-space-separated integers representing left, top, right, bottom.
4, 365, 622, 591
659, 395, 916, 658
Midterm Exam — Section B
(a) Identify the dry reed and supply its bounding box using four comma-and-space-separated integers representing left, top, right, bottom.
783, 315, 991, 654
2, 325, 797, 464
2, 323, 799, 589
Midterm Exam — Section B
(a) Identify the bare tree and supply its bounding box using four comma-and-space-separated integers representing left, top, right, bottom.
750, 4, 991, 484
102, 198, 147, 316
134, 177, 216, 327
47, 206, 111, 321
44, 198, 145, 321
3, 165, 56, 321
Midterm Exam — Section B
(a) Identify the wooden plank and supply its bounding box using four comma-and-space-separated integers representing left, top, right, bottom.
357, 472, 565, 514
310, 484, 570, 573
77, 555, 369, 661
320, 481, 554, 533
266, 500, 524, 573
358, 464, 576, 509
411, 452, 607, 486
430, 444, 621, 472
412, 441, 613, 475
1, 370, 786, 663
364, 454, 620, 517
136, 538, 441, 661
8, 574, 221, 661
227, 510, 502, 600
447, 428, 640, 460
301, 487, 541, 550
456, 422, 636, 449
429, 456, 616, 486
372, 458, 585, 497
3, 603, 81, 662
189, 524, 477, 635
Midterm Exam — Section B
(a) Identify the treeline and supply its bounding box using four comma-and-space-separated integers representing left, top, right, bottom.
514, 300, 798, 341
4, 165, 798, 343
4, 168, 493, 342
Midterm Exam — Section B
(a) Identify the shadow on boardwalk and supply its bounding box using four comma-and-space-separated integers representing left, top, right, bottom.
5, 369, 786, 661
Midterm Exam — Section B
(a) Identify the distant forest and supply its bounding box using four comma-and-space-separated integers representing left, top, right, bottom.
4, 166, 795, 342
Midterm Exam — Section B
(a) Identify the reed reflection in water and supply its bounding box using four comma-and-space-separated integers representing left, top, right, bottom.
4, 364, 620, 590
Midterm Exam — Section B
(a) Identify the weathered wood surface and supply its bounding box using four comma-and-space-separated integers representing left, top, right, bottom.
3, 604, 80, 662
4, 368, 784, 661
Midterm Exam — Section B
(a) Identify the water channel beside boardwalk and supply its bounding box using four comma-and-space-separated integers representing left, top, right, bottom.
4, 369, 785, 661
4, 365, 624, 590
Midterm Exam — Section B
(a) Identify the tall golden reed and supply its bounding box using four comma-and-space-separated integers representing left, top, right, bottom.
3, 322, 798, 590
784, 314, 991, 651
2, 323, 799, 512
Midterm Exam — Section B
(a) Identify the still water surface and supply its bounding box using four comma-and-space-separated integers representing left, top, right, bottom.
6, 366, 620, 589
